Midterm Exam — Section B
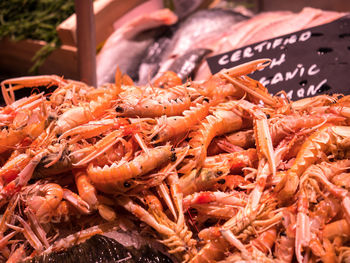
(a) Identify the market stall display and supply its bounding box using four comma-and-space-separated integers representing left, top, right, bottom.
97, 6, 345, 86
1, 1, 350, 262
1, 59, 350, 262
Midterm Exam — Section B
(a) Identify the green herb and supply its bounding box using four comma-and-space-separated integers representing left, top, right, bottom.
0, 0, 75, 73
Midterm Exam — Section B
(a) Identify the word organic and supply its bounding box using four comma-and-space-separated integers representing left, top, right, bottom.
207, 15, 350, 100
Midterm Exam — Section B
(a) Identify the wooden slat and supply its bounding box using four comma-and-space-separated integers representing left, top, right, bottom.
57, 0, 146, 47
75, 0, 97, 86
0, 39, 78, 79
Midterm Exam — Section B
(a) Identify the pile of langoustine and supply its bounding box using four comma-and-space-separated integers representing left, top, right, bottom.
1, 59, 350, 263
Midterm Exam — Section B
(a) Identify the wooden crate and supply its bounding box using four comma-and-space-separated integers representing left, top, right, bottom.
0, 39, 77, 80
57, 0, 146, 47
0, 0, 145, 81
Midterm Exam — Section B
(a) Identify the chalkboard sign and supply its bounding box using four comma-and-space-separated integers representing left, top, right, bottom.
206, 15, 350, 101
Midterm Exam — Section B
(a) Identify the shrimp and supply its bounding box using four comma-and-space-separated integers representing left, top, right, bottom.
234, 100, 276, 176
221, 229, 275, 263
33, 144, 75, 178
72, 129, 124, 166
58, 117, 129, 142
196, 59, 273, 104
295, 188, 311, 263
183, 191, 247, 210
198, 188, 275, 259
216, 129, 255, 149
50, 201, 70, 223
49, 79, 94, 106
48, 221, 123, 252
115, 85, 191, 117
0, 196, 19, 258
1, 75, 68, 105
219, 74, 279, 107
183, 191, 247, 222
222, 58, 272, 78
6, 216, 44, 253
148, 99, 210, 144
213, 174, 250, 192
274, 233, 295, 263
276, 125, 350, 204
0, 98, 48, 154
55, 81, 122, 135
0, 92, 45, 123
62, 188, 90, 215
190, 236, 228, 263
299, 160, 350, 224
74, 170, 98, 208
25, 183, 64, 223
74, 169, 116, 221
223, 160, 272, 233
23, 182, 90, 223
269, 113, 345, 146
250, 227, 277, 254
194, 75, 245, 102
117, 195, 197, 261
153, 71, 182, 89
1, 151, 46, 198
291, 94, 338, 112
310, 197, 341, 231
181, 102, 248, 172
87, 145, 174, 193
323, 219, 350, 241
0, 153, 30, 185
6, 244, 26, 263
214, 187, 277, 258
320, 238, 338, 263
203, 148, 258, 173
332, 172, 350, 190
179, 167, 229, 196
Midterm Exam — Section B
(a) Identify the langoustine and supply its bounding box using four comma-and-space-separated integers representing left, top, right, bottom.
1, 59, 350, 263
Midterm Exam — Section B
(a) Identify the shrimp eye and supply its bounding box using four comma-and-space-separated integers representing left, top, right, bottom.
151, 134, 159, 141
47, 115, 56, 122
115, 106, 124, 113
216, 170, 223, 176
266, 114, 271, 119
203, 97, 210, 103
124, 181, 131, 188
171, 153, 177, 162
217, 179, 225, 184
171, 147, 175, 152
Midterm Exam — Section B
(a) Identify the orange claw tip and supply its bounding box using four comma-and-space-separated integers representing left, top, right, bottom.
220, 58, 272, 77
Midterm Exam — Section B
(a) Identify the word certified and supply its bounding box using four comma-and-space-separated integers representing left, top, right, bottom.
217, 31, 311, 65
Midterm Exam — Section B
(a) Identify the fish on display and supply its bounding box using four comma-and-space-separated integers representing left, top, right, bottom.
96, 9, 178, 87
166, 48, 212, 82
137, 26, 176, 85
151, 8, 248, 82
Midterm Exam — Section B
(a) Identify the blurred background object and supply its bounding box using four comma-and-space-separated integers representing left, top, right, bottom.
75, 0, 97, 86
0, 0, 349, 82
257, 0, 350, 12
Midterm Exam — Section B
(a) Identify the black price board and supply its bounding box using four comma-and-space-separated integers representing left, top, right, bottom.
206, 15, 350, 101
